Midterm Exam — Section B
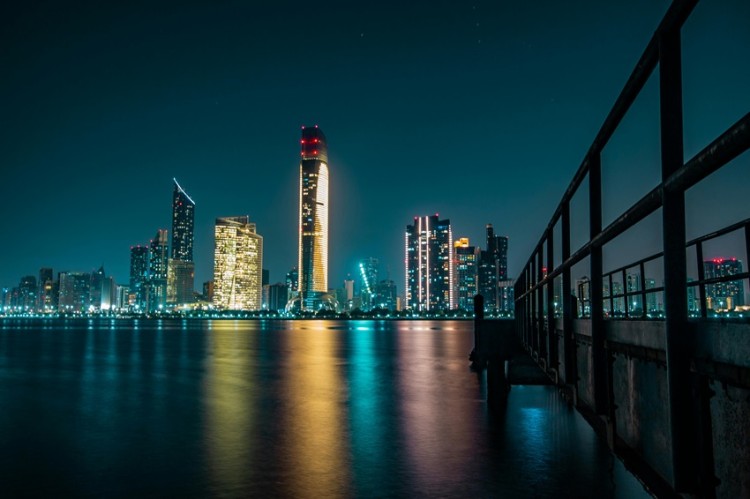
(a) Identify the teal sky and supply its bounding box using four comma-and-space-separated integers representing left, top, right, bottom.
1, 0, 748, 291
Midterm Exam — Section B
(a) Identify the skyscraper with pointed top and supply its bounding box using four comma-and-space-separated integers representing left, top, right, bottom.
297, 126, 330, 311
168, 178, 195, 305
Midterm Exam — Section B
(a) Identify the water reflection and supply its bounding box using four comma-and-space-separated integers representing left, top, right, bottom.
203, 320, 257, 492
0, 319, 649, 498
280, 321, 351, 497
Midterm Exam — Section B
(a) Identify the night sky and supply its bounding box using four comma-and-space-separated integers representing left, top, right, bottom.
2, 0, 748, 291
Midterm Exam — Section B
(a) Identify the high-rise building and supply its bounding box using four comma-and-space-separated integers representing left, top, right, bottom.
202, 280, 214, 302
343, 278, 354, 311
405, 215, 454, 311
375, 279, 398, 311
297, 126, 329, 311
213, 216, 263, 311
358, 257, 379, 311
286, 267, 299, 296
89, 266, 113, 312
496, 235, 509, 281
17, 275, 37, 312
576, 276, 591, 318
129, 246, 149, 311
478, 224, 510, 313
89, 266, 105, 311
38, 267, 55, 313
498, 280, 515, 316
453, 238, 479, 311
263, 283, 288, 313
115, 284, 130, 311
58, 272, 90, 313
169, 179, 195, 305
704, 258, 745, 311
148, 229, 169, 312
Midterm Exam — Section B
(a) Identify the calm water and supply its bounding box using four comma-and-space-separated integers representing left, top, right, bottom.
0, 319, 649, 498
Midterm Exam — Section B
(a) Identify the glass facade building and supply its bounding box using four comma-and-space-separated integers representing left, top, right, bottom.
169, 179, 195, 304
454, 238, 479, 311
297, 126, 329, 311
148, 229, 169, 312
405, 215, 454, 311
213, 216, 263, 311
129, 246, 149, 311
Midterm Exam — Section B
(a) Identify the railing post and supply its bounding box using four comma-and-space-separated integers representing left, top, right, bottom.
660, 25, 700, 493
696, 241, 707, 318
640, 261, 647, 318
537, 249, 546, 364
588, 153, 609, 423
546, 232, 557, 379
561, 202, 576, 387
524, 263, 534, 351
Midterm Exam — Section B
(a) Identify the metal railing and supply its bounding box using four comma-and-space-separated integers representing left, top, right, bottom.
512, 0, 750, 493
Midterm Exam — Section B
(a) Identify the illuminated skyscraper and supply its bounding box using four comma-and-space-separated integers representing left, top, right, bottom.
148, 229, 169, 312
358, 257, 379, 311
297, 126, 329, 311
38, 267, 55, 312
58, 272, 90, 313
704, 258, 745, 311
478, 224, 510, 313
213, 216, 263, 310
169, 178, 195, 305
17, 275, 37, 312
454, 238, 479, 311
405, 215, 454, 311
130, 245, 149, 311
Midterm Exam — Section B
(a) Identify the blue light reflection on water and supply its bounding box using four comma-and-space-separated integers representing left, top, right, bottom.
0, 319, 650, 498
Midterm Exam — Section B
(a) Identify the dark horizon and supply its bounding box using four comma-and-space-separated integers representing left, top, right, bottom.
1, 0, 748, 292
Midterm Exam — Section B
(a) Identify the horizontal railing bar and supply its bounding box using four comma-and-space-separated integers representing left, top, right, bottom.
516, 113, 750, 302
685, 215, 750, 247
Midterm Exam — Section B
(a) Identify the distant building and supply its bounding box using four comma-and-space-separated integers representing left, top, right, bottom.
89, 266, 106, 311
202, 280, 214, 302
358, 257, 379, 311
115, 285, 130, 311
89, 266, 114, 311
58, 272, 90, 313
129, 246, 149, 311
1, 288, 11, 312
453, 238, 479, 311
375, 279, 398, 311
169, 179, 196, 304
477, 224, 510, 313
576, 276, 591, 318
646, 278, 660, 315
704, 258, 744, 311
343, 278, 354, 311
498, 280, 515, 315
18, 275, 37, 312
263, 283, 288, 313
262, 269, 269, 287
148, 229, 169, 312
286, 267, 299, 296
213, 216, 263, 310
38, 267, 55, 313
405, 215, 453, 311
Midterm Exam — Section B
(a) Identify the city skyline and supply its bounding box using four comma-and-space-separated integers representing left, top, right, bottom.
1, 1, 748, 293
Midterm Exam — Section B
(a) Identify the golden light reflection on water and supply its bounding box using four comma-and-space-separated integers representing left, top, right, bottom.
203, 320, 257, 491
281, 320, 350, 498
